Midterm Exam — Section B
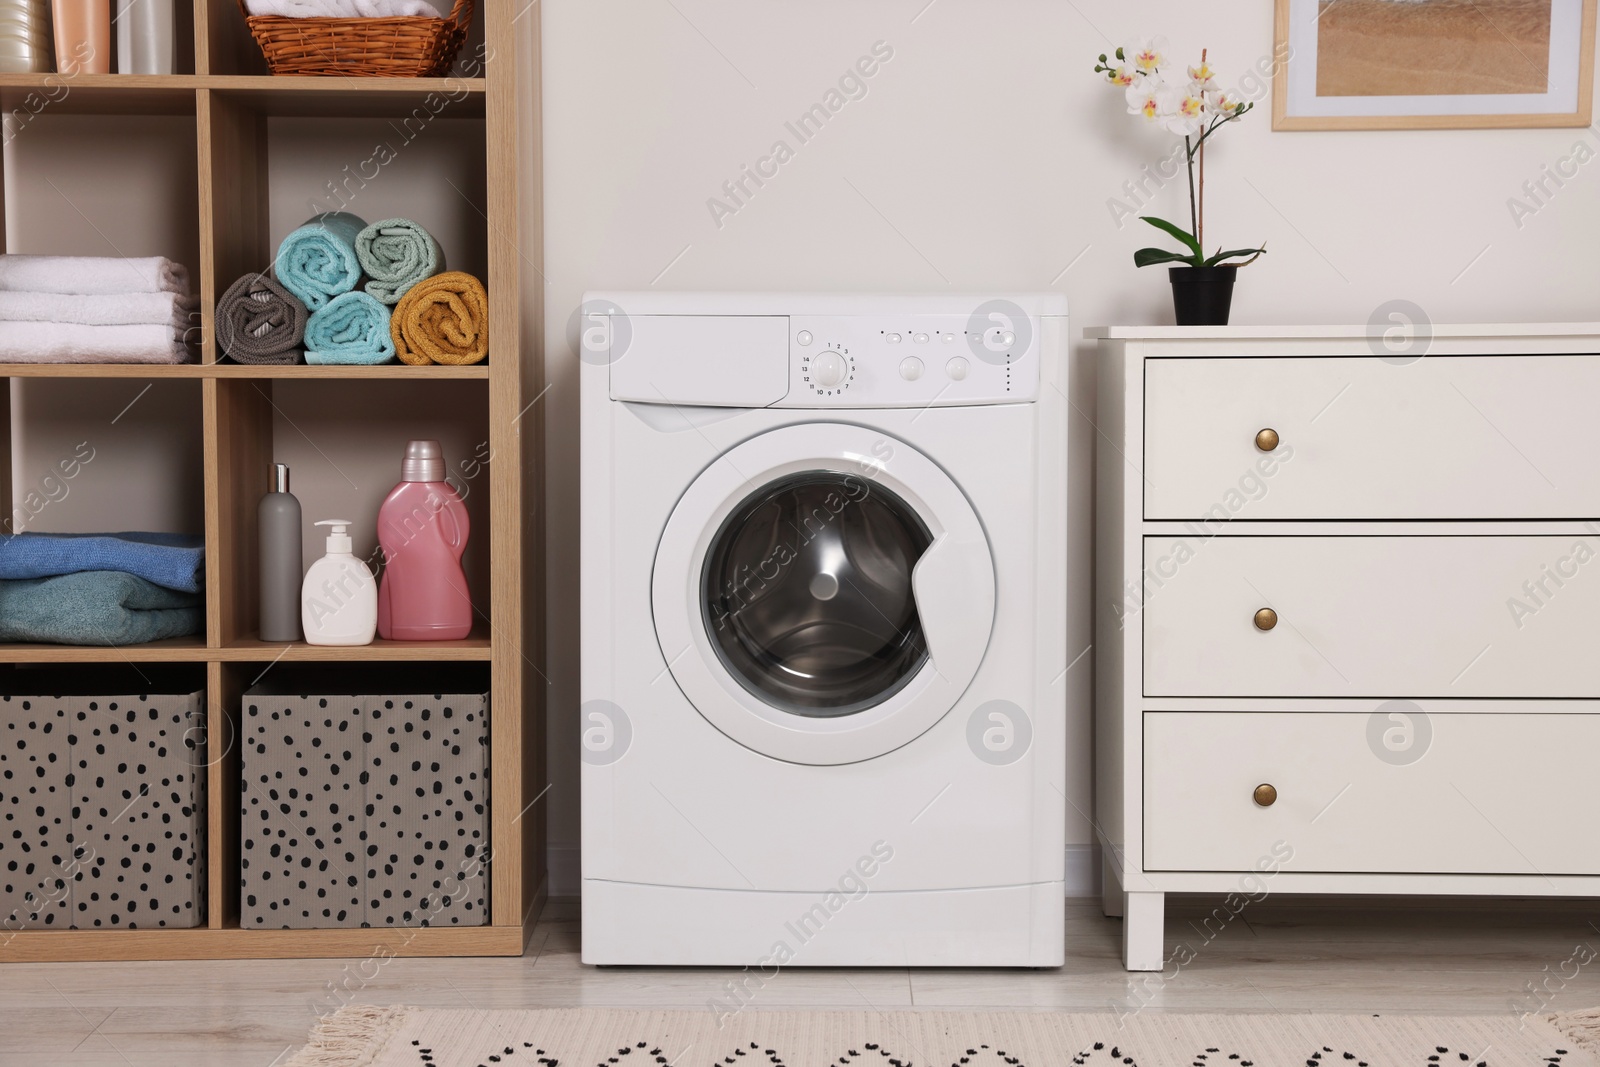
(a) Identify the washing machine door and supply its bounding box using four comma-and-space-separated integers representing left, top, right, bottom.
652, 424, 996, 765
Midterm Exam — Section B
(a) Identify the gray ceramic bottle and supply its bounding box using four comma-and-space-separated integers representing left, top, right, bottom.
258, 463, 303, 642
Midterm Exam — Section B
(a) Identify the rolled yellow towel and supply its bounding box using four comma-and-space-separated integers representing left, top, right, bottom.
390, 271, 488, 366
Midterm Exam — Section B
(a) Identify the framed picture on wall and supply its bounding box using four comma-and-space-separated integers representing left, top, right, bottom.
1273, 0, 1597, 129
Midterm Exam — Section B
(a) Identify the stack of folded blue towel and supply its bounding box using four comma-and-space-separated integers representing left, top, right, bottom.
0, 532, 204, 645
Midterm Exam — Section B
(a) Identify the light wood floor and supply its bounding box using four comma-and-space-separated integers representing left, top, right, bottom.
6, 895, 1600, 1066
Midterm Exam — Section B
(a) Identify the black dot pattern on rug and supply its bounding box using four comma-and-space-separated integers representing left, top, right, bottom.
371, 1023, 1574, 1067
384, 1029, 1573, 1067
0, 690, 205, 931
240, 688, 488, 929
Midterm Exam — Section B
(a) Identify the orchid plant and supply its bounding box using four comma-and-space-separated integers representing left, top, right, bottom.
1094, 39, 1266, 270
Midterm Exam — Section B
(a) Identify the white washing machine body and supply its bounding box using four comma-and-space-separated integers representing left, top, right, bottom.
580, 292, 1068, 967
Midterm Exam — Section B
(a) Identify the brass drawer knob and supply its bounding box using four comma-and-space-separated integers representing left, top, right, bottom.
1253, 783, 1278, 807
1253, 607, 1278, 631
1255, 427, 1280, 452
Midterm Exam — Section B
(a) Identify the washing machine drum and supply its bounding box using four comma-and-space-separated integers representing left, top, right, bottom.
703, 472, 933, 718
653, 424, 996, 766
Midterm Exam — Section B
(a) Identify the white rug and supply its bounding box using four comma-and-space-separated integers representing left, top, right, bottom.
283, 1006, 1600, 1067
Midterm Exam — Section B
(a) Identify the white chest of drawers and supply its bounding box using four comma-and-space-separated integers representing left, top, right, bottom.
1091, 324, 1600, 971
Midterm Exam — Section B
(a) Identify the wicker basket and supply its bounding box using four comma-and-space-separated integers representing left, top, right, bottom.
239, 0, 472, 78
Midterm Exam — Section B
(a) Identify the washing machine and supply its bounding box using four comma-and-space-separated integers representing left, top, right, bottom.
579, 292, 1068, 967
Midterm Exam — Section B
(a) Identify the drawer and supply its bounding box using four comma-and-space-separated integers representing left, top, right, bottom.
1145, 711, 1600, 874
1144, 355, 1600, 519
1144, 535, 1600, 698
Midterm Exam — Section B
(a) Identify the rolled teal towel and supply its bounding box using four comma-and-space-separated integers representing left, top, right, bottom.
274, 212, 366, 312
0, 570, 202, 646
305, 291, 396, 365
0, 532, 203, 593
356, 218, 443, 305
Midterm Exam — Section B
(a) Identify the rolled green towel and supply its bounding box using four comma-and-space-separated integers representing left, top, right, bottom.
274, 212, 366, 311
305, 291, 396, 365
356, 218, 444, 305
0, 570, 202, 646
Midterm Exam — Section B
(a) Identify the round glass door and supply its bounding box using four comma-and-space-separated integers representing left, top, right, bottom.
702, 473, 932, 717
651, 423, 996, 766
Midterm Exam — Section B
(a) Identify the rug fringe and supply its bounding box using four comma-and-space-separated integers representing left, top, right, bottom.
282, 1005, 409, 1067
1549, 1008, 1600, 1055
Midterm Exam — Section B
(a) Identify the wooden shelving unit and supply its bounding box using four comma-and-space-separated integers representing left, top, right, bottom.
0, 0, 544, 962
0, 363, 489, 377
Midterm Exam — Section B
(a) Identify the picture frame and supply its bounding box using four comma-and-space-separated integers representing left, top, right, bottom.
1273, 0, 1597, 130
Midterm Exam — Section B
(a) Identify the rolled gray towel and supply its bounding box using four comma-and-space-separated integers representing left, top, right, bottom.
216, 272, 308, 365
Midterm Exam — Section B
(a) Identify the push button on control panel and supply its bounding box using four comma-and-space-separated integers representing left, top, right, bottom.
945, 356, 970, 381
796, 330, 813, 346
899, 357, 924, 381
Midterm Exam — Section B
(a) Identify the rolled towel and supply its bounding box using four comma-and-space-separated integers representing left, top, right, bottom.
305, 291, 395, 365
0, 321, 192, 363
0, 570, 202, 646
0, 533, 205, 593
216, 272, 308, 365
0, 255, 190, 296
391, 271, 488, 366
274, 212, 366, 312
245, 0, 442, 15
0, 290, 198, 328
356, 218, 443, 305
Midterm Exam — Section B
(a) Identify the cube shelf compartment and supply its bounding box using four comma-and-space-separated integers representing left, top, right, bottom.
239, 665, 488, 930
215, 378, 492, 649
0, 666, 207, 933
0, 0, 543, 963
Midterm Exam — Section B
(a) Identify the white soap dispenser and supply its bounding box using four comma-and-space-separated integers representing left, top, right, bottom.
301, 519, 377, 646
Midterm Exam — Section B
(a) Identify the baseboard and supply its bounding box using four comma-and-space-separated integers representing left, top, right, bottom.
548, 845, 1100, 899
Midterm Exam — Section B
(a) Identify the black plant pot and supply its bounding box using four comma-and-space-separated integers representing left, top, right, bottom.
1169, 265, 1238, 326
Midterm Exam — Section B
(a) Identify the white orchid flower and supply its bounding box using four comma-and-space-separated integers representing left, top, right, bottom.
1157, 84, 1206, 136
1204, 89, 1244, 116
1122, 37, 1167, 74
1105, 64, 1136, 86
1125, 79, 1163, 120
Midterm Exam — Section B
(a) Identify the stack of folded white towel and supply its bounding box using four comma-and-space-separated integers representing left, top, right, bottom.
244, 0, 442, 16
0, 255, 199, 365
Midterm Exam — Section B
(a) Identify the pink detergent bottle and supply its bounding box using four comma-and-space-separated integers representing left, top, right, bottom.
376, 439, 472, 641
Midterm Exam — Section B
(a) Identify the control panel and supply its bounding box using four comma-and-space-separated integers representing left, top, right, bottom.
778, 312, 1039, 408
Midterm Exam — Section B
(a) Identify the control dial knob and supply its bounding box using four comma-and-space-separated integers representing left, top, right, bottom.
811, 350, 848, 389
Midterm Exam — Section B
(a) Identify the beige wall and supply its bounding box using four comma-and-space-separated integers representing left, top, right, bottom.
539, 0, 1600, 891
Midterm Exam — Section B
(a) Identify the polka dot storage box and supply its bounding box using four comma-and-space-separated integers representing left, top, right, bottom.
239, 665, 488, 930
0, 666, 206, 931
